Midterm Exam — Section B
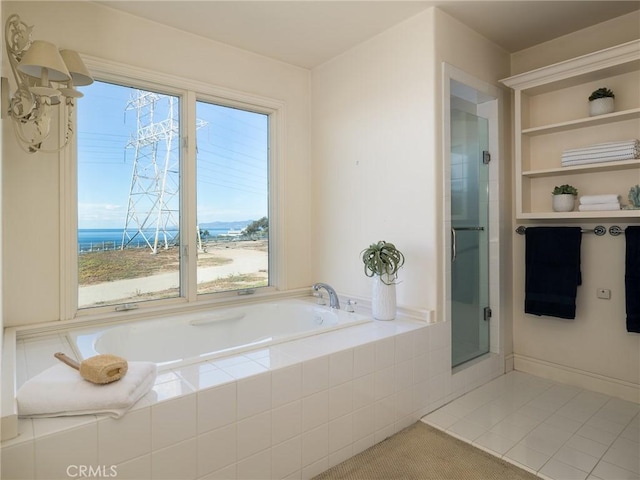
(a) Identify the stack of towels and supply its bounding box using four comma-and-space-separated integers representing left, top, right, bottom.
578, 194, 622, 212
562, 139, 639, 167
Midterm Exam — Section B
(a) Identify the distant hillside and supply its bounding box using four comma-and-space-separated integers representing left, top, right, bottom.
198, 220, 253, 230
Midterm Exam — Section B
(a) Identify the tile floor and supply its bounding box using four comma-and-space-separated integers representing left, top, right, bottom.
423, 371, 639, 480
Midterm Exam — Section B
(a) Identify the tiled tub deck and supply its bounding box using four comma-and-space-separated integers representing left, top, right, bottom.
2, 314, 451, 480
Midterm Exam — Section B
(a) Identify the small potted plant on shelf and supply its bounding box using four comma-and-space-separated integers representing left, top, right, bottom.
552, 184, 578, 212
588, 87, 615, 116
628, 185, 640, 209
361, 240, 405, 321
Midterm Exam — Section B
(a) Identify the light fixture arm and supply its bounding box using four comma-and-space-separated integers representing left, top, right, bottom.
5, 15, 39, 122
3, 14, 92, 153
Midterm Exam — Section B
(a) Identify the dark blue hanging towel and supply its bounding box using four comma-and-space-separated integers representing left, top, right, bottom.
625, 226, 640, 333
525, 227, 582, 319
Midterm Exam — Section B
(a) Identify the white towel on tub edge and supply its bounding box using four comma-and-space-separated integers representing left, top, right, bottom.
17, 362, 157, 418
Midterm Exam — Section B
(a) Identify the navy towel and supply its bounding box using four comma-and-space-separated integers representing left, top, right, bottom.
625, 226, 640, 333
525, 227, 582, 319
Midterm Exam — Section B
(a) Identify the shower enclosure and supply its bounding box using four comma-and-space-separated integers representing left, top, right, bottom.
450, 106, 490, 368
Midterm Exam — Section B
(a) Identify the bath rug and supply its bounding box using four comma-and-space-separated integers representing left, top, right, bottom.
313, 421, 539, 480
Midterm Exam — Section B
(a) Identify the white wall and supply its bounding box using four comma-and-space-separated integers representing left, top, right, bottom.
311, 9, 437, 312
509, 14, 640, 400
310, 8, 511, 331
511, 10, 640, 75
2, 1, 312, 327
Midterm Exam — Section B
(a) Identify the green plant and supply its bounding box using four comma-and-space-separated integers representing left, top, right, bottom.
588, 87, 615, 101
552, 184, 578, 196
551, 184, 578, 197
629, 185, 640, 207
361, 241, 405, 285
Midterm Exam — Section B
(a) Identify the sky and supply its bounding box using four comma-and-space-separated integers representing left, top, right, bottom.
77, 80, 269, 230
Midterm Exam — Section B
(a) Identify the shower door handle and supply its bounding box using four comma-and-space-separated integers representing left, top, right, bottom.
451, 226, 485, 263
451, 227, 457, 262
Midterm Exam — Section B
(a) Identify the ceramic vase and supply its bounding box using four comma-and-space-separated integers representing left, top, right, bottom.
589, 97, 614, 116
372, 273, 396, 321
552, 194, 575, 212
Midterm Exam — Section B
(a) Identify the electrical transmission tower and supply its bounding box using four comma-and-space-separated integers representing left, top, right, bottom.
121, 90, 180, 254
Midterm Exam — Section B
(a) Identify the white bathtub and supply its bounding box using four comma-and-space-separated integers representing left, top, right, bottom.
68, 299, 371, 366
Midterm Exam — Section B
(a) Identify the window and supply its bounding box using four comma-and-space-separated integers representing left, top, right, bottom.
77, 81, 182, 309
196, 101, 269, 294
76, 79, 272, 312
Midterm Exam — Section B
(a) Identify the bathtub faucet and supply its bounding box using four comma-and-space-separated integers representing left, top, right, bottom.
312, 283, 341, 309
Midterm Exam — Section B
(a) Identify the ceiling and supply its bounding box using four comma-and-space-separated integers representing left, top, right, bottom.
96, 1, 640, 69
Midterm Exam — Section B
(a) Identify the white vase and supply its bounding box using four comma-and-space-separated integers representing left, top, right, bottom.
372, 274, 396, 321
552, 194, 575, 212
589, 97, 614, 116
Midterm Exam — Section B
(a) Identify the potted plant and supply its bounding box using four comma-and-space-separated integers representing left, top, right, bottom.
552, 184, 578, 212
361, 240, 405, 320
588, 87, 615, 116
629, 185, 640, 209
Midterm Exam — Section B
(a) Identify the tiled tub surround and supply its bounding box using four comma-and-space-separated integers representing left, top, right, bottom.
1, 313, 452, 480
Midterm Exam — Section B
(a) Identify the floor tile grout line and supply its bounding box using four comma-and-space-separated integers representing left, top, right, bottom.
424, 372, 640, 480
585, 408, 640, 479
529, 387, 619, 478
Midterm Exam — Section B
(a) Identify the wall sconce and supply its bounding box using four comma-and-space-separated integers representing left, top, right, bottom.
3, 14, 93, 153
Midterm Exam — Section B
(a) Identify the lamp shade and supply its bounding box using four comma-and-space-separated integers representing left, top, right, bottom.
60, 49, 94, 86
18, 40, 70, 82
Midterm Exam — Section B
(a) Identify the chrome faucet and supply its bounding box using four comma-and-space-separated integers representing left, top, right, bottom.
312, 283, 340, 309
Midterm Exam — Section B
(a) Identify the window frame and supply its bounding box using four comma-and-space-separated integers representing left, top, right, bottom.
61, 56, 283, 321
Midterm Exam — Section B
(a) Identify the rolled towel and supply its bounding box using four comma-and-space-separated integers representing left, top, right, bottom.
17, 362, 157, 418
580, 194, 621, 205
578, 203, 621, 211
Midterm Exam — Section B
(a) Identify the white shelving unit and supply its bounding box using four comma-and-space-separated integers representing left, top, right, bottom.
501, 40, 640, 220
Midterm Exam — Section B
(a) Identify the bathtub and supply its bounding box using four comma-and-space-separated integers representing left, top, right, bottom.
68, 299, 372, 367
4, 298, 447, 479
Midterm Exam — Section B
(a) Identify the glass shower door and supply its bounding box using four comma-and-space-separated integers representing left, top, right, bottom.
450, 108, 490, 368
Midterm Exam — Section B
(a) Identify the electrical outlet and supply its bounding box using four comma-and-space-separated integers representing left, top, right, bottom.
597, 288, 611, 300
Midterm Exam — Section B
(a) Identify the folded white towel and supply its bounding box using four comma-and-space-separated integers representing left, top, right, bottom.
561, 151, 639, 164
562, 155, 638, 167
561, 140, 640, 165
578, 203, 621, 212
17, 362, 157, 418
563, 141, 639, 155
563, 139, 639, 154
580, 194, 621, 205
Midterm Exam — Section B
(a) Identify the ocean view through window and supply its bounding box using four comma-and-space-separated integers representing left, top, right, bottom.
76, 80, 271, 311
77, 81, 182, 308
195, 101, 269, 295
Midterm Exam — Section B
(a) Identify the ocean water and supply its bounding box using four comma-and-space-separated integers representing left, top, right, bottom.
78, 228, 232, 251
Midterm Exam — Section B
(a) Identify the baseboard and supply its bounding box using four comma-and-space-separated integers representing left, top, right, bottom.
504, 353, 514, 373
513, 354, 639, 403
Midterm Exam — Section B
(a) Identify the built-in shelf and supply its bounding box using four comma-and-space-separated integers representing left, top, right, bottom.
502, 40, 640, 221
522, 108, 640, 136
501, 40, 640, 93
523, 159, 640, 178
